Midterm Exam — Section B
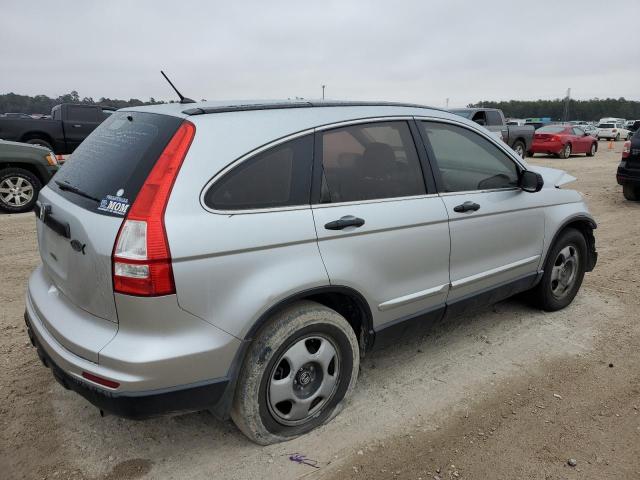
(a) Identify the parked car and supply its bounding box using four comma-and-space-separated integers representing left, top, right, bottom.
597, 122, 630, 141
626, 120, 640, 134
528, 125, 598, 158
0, 139, 58, 213
0, 103, 115, 154
24, 100, 597, 445
617, 130, 640, 201
450, 108, 534, 158
581, 124, 598, 138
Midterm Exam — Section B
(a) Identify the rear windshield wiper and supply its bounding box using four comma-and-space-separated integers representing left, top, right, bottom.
55, 181, 101, 203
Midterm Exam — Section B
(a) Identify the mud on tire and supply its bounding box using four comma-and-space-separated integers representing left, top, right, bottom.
230, 300, 360, 445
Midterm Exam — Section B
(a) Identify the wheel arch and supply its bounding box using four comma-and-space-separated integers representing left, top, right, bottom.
19, 131, 55, 147
243, 285, 374, 351
545, 215, 597, 273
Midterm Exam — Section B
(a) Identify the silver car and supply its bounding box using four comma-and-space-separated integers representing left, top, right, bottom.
24, 100, 597, 444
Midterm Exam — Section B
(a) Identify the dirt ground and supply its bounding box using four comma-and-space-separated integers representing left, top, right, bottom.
1, 141, 638, 479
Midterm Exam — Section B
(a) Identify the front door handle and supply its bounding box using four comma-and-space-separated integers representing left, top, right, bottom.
453, 201, 480, 213
72, 124, 82, 128
324, 215, 365, 230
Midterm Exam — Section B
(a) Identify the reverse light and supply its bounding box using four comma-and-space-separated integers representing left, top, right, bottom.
622, 141, 631, 158
112, 121, 195, 296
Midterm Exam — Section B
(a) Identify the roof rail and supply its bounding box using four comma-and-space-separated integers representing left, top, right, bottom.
182, 101, 440, 116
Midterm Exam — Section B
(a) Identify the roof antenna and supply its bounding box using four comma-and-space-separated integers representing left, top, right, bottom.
160, 70, 195, 104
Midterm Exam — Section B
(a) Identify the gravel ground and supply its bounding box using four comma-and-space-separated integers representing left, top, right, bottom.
1, 141, 638, 479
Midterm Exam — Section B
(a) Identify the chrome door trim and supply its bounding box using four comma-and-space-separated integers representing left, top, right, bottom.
377, 283, 449, 312
450, 255, 541, 289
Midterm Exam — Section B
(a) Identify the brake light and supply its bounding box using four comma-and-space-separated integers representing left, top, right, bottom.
612, 129, 617, 133
622, 141, 631, 158
551, 135, 561, 142
112, 121, 195, 296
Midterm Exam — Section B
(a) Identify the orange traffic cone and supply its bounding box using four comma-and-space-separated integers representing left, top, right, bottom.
608, 140, 614, 150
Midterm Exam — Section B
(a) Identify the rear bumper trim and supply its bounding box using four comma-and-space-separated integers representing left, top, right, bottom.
25, 310, 229, 419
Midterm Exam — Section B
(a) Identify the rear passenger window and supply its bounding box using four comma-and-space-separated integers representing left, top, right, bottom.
67, 106, 99, 122
205, 134, 313, 210
319, 122, 426, 203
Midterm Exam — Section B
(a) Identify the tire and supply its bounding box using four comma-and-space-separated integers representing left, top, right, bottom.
623, 184, 640, 201
511, 140, 526, 158
526, 150, 534, 158
231, 300, 360, 445
528, 228, 587, 311
0, 167, 42, 213
559, 143, 572, 159
24, 138, 53, 150
586, 142, 597, 157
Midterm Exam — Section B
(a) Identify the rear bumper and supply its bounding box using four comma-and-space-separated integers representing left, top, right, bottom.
24, 310, 229, 418
616, 165, 640, 186
530, 141, 563, 154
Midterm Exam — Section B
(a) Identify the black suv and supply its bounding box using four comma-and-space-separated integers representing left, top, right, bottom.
617, 129, 640, 201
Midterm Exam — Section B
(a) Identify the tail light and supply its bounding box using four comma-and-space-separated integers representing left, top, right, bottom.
112, 121, 195, 296
622, 141, 631, 158
612, 129, 618, 133
550, 135, 561, 142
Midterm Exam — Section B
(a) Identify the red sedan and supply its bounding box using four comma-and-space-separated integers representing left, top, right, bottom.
527, 125, 598, 158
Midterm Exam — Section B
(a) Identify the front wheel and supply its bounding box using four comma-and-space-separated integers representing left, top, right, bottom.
586, 143, 597, 157
623, 184, 640, 201
0, 167, 42, 213
528, 228, 587, 311
231, 301, 360, 445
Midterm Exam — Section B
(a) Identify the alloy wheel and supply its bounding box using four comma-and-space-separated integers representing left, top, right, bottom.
0, 176, 34, 208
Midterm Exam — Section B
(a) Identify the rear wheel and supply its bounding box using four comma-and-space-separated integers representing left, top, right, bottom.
511, 140, 526, 158
528, 228, 587, 311
559, 143, 572, 159
586, 142, 597, 157
0, 167, 41, 213
526, 150, 534, 157
231, 300, 359, 445
623, 184, 640, 201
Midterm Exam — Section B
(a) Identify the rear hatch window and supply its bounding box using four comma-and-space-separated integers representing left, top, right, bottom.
50, 111, 182, 216
598, 123, 614, 128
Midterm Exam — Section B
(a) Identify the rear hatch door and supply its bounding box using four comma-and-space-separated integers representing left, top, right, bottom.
38, 110, 183, 322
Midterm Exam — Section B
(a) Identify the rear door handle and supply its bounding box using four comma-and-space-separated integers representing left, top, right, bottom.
72, 124, 82, 128
324, 215, 365, 230
453, 201, 480, 213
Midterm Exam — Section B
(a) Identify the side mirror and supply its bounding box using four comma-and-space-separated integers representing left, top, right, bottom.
520, 170, 544, 193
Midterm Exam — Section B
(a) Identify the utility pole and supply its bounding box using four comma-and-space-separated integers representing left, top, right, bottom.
562, 88, 571, 122
322, 85, 326, 100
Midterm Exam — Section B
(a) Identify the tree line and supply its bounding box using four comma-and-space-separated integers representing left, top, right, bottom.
467, 97, 640, 121
0, 91, 167, 115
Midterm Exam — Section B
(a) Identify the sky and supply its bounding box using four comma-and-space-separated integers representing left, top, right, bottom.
1, 0, 639, 108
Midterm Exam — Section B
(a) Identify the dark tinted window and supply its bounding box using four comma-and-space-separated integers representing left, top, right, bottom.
51, 111, 182, 216
205, 135, 313, 210
320, 122, 425, 203
420, 121, 519, 192
485, 110, 502, 126
67, 106, 99, 122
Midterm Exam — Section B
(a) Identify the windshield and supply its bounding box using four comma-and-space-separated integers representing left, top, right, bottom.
451, 109, 473, 119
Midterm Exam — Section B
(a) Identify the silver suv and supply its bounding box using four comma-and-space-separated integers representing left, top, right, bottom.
25, 100, 597, 444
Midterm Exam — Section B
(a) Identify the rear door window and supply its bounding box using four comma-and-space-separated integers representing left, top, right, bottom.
318, 121, 426, 203
50, 111, 182, 216
67, 106, 100, 122
204, 134, 313, 211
